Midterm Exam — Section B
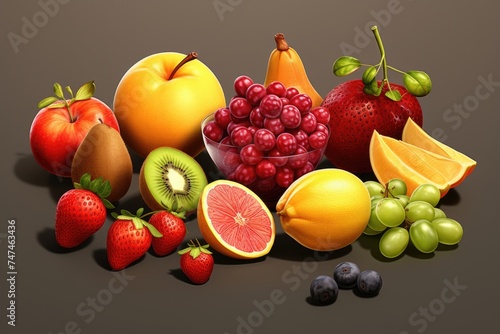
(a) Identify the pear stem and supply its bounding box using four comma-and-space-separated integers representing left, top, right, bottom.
167, 52, 198, 80
274, 33, 289, 51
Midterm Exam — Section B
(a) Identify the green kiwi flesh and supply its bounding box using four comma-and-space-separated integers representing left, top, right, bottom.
139, 147, 207, 213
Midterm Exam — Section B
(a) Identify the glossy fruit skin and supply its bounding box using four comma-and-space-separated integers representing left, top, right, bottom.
179, 249, 214, 284
321, 80, 423, 173
310, 275, 339, 305
55, 189, 107, 248
30, 97, 119, 177
149, 211, 186, 256
333, 262, 361, 289
113, 52, 226, 158
264, 33, 323, 108
106, 220, 153, 271
357, 270, 382, 297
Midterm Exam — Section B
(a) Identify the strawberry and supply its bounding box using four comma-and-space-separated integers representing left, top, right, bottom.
107, 208, 162, 271
55, 173, 114, 248
149, 210, 187, 256
322, 26, 430, 173
322, 79, 423, 173
178, 240, 214, 284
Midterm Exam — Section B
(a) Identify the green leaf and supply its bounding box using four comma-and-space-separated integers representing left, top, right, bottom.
362, 66, 378, 85
89, 177, 103, 194
120, 209, 134, 217
97, 179, 112, 199
132, 217, 144, 230
53, 83, 65, 99
136, 208, 144, 217
200, 247, 212, 255
79, 173, 92, 189
37, 96, 59, 109
46, 101, 66, 109
65, 86, 74, 98
178, 247, 192, 255
403, 71, 432, 97
363, 79, 382, 96
101, 199, 115, 210
142, 221, 163, 238
75, 81, 95, 101
111, 212, 120, 219
116, 215, 132, 221
332, 56, 361, 77
189, 247, 201, 259
385, 89, 402, 101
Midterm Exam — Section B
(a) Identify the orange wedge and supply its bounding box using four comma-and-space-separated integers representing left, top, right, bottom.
402, 118, 477, 178
370, 131, 453, 197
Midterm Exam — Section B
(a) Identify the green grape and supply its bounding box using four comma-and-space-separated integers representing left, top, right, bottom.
363, 224, 384, 236
364, 181, 385, 198
375, 198, 406, 227
395, 195, 410, 208
405, 200, 435, 222
410, 184, 441, 207
433, 208, 447, 220
431, 218, 463, 245
379, 227, 409, 258
385, 178, 407, 198
371, 196, 383, 208
368, 206, 387, 232
409, 219, 439, 253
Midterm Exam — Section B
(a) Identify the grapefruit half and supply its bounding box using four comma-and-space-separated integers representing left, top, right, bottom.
197, 180, 275, 260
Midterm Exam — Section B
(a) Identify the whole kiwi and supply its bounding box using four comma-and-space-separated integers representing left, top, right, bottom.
71, 123, 133, 202
139, 147, 208, 214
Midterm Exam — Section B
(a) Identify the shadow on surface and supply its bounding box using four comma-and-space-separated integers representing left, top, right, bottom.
37, 227, 94, 253
268, 233, 352, 262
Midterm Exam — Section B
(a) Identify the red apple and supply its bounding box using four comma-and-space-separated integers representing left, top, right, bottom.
29, 81, 119, 177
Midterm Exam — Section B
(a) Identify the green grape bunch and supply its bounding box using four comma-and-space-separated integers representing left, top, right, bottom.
363, 179, 464, 259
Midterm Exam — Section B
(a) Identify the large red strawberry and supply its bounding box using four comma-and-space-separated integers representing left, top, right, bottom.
178, 240, 214, 284
149, 210, 187, 256
55, 173, 114, 248
107, 208, 162, 271
322, 26, 431, 173
321, 80, 423, 173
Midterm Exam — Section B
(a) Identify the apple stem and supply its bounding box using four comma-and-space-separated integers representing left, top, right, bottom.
274, 33, 289, 51
372, 26, 389, 86
64, 100, 75, 123
167, 52, 198, 80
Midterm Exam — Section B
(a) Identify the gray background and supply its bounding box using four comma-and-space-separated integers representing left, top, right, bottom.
1, 0, 499, 333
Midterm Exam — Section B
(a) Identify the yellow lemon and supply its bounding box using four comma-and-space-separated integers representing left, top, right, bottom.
276, 168, 371, 251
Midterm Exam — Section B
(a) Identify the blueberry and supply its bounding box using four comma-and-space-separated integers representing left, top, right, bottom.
310, 275, 339, 305
333, 262, 361, 289
356, 270, 382, 297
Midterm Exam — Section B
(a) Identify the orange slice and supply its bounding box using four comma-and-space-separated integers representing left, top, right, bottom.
197, 180, 275, 260
370, 131, 451, 197
402, 118, 477, 178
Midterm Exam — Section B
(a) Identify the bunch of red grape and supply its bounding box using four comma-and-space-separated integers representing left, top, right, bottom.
202, 75, 330, 195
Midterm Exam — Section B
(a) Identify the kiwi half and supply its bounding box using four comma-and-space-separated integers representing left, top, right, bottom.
139, 147, 207, 214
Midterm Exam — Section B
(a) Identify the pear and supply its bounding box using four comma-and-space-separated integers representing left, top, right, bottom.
71, 123, 133, 202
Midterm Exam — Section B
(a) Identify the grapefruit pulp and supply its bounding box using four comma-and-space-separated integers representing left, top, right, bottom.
197, 180, 275, 260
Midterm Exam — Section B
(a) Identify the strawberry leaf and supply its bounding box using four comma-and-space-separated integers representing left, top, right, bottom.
75, 81, 95, 101
362, 66, 378, 85
120, 209, 134, 217
385, 90, 402, 102
403, 71, 432, 97
131, 217, 144, 230
142, 221, 163, 238
79, 173, 92, 189
101, 198, 115, 209
89, 177, 103, 194
333, 56, 361, 77
136, 207, 144, 217
97, 180, 112, 199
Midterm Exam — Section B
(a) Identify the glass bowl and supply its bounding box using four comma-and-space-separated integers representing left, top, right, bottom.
201, 114, 329, 206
